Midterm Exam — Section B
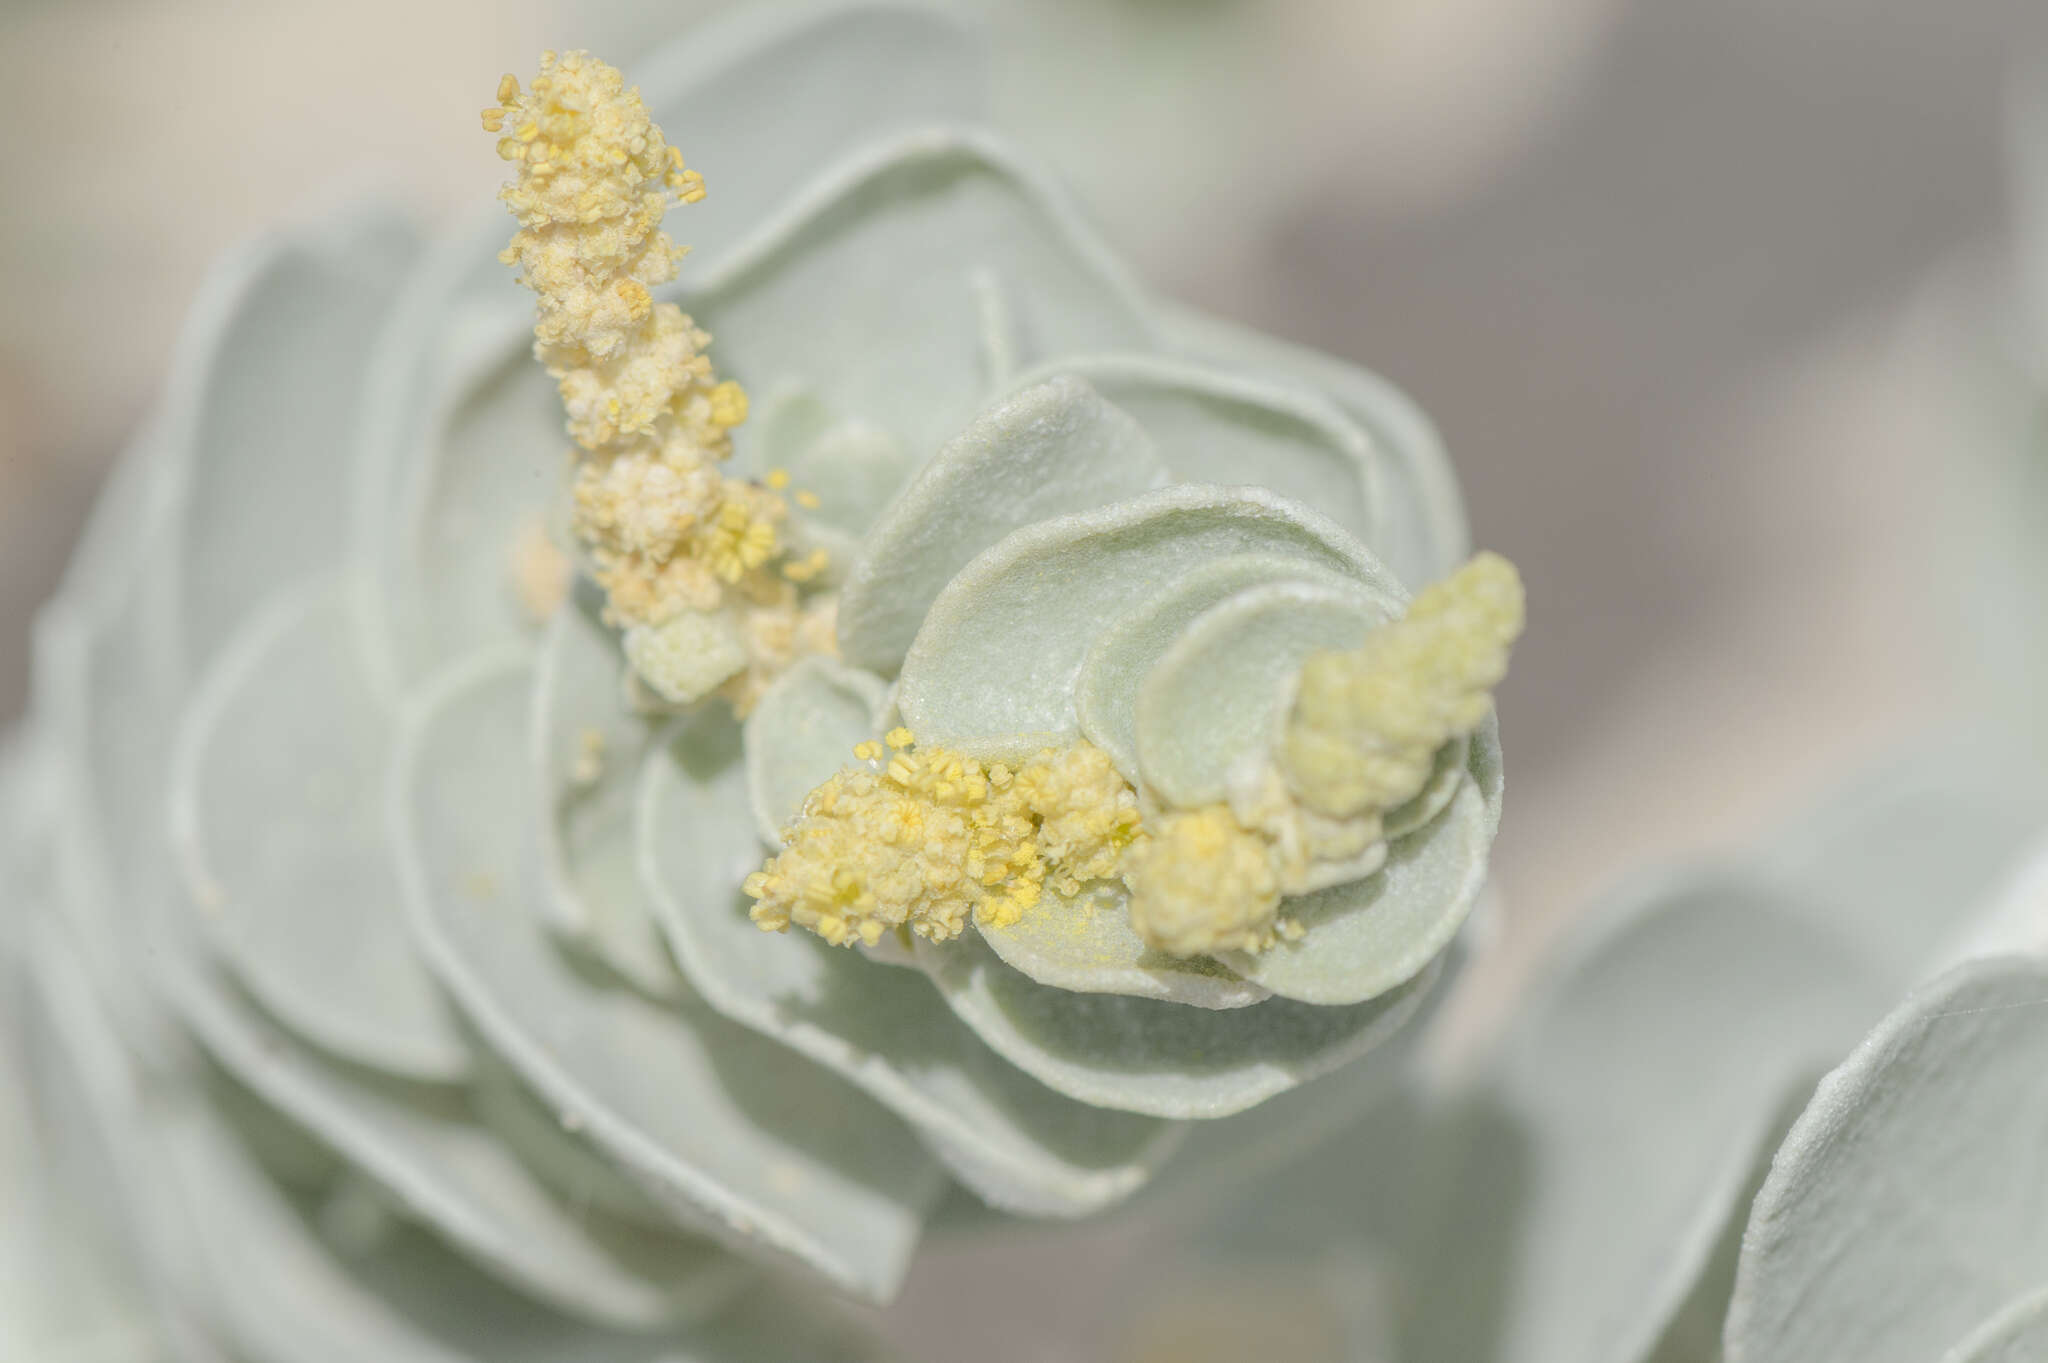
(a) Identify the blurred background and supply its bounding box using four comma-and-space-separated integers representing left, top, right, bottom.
5, 0, 2047, 1056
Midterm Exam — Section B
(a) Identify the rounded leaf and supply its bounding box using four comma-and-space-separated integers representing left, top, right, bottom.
530, 592, 688, 996
744, 656, 890, 846
168, 577, 468, 1081
392, 654, 937, 1300
898, 484, 1395, 759
837, 375, 1164, 671
1134, 578, 1394, 809
1217, 721, 1500, 1006
1014, 352, 1381, 547
1726, 956, 2048, 1363
640, 713, 1183, 1217
918, 930, 1443, 1119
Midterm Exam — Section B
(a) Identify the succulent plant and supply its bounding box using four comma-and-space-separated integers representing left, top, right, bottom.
0, 4, 1519, 1358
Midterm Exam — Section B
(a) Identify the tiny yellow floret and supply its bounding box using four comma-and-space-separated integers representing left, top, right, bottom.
1281, 552, 1523, 819
744, 734, 1143, 948
1123, 807, 1282, 956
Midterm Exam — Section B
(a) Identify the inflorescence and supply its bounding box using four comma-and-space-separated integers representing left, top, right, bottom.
750, 556, 1524, 958
488, 51, 833, 713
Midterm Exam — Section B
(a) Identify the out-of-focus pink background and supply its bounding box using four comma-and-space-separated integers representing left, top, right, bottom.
3, 0, 2042, 1066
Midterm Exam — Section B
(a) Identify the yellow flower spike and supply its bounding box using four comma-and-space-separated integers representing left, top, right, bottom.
1281, 552, 1524, 820
489, 49, 836, 704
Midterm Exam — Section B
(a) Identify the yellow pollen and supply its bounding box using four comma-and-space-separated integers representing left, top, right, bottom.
745, 735, 1144, 947
781, 547, 831, 584
708, 380, 750, 428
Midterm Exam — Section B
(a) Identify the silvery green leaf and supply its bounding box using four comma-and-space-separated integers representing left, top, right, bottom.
1725, 956, 2048, 1363
1753, 744, 2048, 987
1134, 578, 1396, 809
0, 869, 161, 1362
381, 329, 567, 677
768, 408, 915, 549
640, 3, 989, 287
690, 128, 1157, 478
974, 886, 1268, 1011
897, 485, 1388, 759
1155, 301, 1470, 590
393, 654, 938, 1298
531, 591, 686, 996
1142, 935, 1456, 1216
638, 709, 1180, 1217
1942, 1287, 2048, 1363
744, 656, 890, 846
1075, 552, 1363, 789
918, 930, 1443, 1119
22, 924, 205, 1351
1014, 353, 1381, 548
1383, 733, 1471, 842
837, 375, 1165, 672
153, 203, 418, 674
151, 1082, 883, 1363
157, 903, 746, 1331
462, 1050, 697, 1235
351, 206, 551, 690
168, 576, 468, 1082
1216, 721, 1500, 1005
33, 437, 190, 1061
1404, 871, 1887, 1363
34, 610, 173, 1059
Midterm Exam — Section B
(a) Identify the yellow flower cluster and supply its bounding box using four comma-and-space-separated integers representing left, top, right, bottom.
488, 51, 831, 711
744, 732, 1144, 948
750, 555, 1522, 960
1281, 552, 1524, 818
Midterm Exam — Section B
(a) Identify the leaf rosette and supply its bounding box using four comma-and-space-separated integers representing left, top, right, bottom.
0, 5, 1510, 1357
